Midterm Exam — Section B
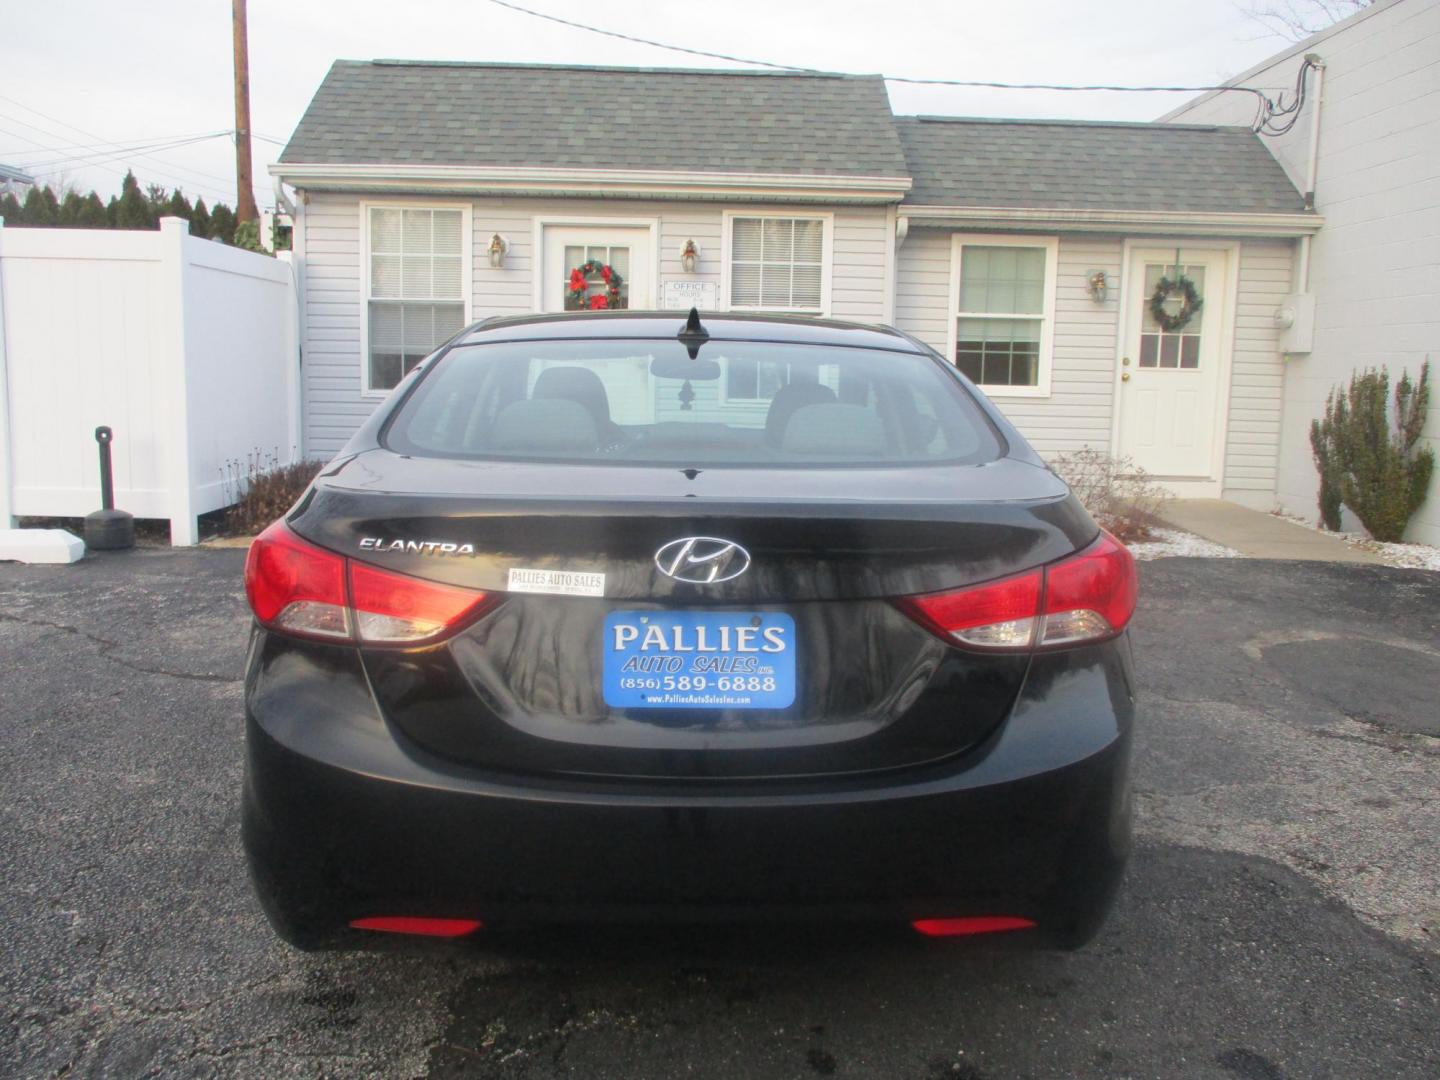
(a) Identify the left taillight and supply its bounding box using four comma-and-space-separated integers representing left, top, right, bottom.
244, 520, 351, 640
894, 530, 1137, 651
244, 520, 498, 646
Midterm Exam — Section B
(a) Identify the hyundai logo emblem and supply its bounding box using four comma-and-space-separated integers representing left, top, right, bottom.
654, 536, 751, 585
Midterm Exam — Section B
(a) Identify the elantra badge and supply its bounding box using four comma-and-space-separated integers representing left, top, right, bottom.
655, 536, 751, 584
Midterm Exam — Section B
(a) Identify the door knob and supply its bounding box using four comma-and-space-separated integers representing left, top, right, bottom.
1121, 372, 1131, 382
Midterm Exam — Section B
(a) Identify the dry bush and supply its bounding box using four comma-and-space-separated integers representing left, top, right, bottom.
221, 450, 325, 536
1049, 448, 1171, 542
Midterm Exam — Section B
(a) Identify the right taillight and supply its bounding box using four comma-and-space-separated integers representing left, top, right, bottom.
895, 531, 1136, 651
1038, 530, 1137, 647
244, 520, 500, 646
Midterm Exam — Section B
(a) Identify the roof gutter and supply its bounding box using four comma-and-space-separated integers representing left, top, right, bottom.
897, 205, 1322, 238
269, 163, 912, 204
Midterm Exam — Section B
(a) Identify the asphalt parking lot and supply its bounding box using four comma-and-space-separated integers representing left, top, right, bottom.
1, 549, 1437, 1078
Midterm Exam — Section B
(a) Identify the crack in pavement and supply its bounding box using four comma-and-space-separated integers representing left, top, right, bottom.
0, 611, 242, 685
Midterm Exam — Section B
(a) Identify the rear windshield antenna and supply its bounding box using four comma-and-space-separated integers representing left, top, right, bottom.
678, 307, 709, 358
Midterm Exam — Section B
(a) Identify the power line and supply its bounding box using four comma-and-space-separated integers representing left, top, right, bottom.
0, 93, 239, 197
484, 0, 1278, 121
0, 119, 230, 167
3, 129, 228, 161
0, 124, 236, 201
14, 132, 233, 176
485, 0, 811, 71
0, 126, 133, 186
1253, 55, 1319, 137
0, 121, 236, 197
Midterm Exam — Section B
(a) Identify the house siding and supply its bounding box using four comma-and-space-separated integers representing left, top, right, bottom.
897, 230, 1123, 456
1163, 0, 1440, 542
299, 192, 1295, 503
296, 194, 891, 456
896, 228, 1291, 497
1225, 239, 1292, 506
298, 193, 366, 455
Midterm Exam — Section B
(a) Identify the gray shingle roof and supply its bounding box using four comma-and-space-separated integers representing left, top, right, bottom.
895, 116, 1308, 214
280, 61, 910, 177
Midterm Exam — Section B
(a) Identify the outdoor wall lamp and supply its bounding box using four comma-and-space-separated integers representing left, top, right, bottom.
487, 233, 509, 268
1086, 270, 1109, 303
680, 239, 700, 274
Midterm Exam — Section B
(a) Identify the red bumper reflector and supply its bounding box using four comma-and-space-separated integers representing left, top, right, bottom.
911, 916, 1037, 937
349, 916, 483, 938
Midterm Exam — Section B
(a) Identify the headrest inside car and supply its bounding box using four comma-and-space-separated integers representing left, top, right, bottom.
490, 399, 598, 452
781, 403, 887, 457
765, 381, 838, 447
532, 366, 614, 428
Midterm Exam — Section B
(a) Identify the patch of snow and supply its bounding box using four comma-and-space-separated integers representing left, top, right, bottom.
1270, 511, 1440, 571
1346, 539, 1440, 572
1126, 527, 1242, 562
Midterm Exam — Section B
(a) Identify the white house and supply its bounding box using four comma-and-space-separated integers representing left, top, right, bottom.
0, 163, 36, 197
1162, 0, 1439, 544
272, 60, 1325, 513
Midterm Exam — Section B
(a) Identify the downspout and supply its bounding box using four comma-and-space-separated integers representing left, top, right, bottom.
273, 179, 296, 217
0, 218, 14, 527
1297, 54, 1325, 293
882, 205, 901, 324
280, 182, 306, 459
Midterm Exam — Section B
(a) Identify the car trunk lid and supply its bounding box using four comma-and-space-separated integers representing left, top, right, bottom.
286, 450, 1094, 779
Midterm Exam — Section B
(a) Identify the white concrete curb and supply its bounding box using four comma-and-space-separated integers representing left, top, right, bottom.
0, 528, 85, 564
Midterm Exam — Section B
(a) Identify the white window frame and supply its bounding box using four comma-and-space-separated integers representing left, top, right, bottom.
358, 199, 473, 398
946, 233, 1058, 399
720, 210, 833, 316
717, 357, 845, 406
718, 356, 789, 405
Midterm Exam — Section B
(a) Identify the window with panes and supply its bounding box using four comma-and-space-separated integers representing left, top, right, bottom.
1139, 262, 1207, 370
366, 207, 466, 392
954, 243, 1051, 388
728, 216, 825, 312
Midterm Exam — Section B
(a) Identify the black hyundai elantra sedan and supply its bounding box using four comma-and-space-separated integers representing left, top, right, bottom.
242, 310, 1136, 950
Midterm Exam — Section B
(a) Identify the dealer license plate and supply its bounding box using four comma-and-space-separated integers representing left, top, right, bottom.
602, 610, 796, 710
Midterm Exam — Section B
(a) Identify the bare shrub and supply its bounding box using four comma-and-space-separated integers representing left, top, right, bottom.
220, 450, 325, 536
1049, 448, 1171, 542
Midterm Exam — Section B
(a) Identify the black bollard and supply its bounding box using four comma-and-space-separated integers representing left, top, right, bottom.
84, 426, 135, 550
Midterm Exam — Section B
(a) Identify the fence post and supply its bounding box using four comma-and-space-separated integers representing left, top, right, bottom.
0, 218, 15, 528
158, 217, 199, 545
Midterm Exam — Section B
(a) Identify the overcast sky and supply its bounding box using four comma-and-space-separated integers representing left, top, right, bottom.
2, 0, 1304, 209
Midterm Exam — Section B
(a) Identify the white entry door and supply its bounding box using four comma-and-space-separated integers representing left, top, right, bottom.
540, 226, 654, 313
1117, 247, 1229, 479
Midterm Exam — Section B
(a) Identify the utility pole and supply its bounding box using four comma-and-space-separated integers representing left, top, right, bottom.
232, 0, 259, 225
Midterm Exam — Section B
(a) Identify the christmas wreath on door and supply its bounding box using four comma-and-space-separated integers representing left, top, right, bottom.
566, 260, 625, 310
1148, 270, 1203, 333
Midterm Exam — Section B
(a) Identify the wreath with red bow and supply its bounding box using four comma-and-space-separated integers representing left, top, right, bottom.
566, 260, 625, 310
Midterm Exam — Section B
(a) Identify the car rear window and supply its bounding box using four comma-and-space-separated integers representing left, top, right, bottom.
383, 338, 1003, 467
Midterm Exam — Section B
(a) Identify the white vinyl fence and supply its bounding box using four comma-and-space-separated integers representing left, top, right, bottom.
0, 217, 300, 544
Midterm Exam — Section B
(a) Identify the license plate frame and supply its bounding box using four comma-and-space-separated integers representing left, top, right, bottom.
602, 610, 796, 710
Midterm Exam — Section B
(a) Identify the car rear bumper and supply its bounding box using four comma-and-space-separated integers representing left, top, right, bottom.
242, 638, 1134, 949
